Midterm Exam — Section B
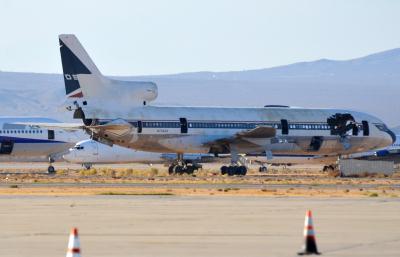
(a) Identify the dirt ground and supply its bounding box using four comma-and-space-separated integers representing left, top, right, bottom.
1, 162, 399, 257
0, 162, 399, 198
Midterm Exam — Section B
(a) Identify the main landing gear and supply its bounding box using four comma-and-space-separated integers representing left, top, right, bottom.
168, 154, 202, 175
220, 151, 248, 176
220, 165, 247, 176
48, 156, 56, 174
259, 165, 268, 172
323, 164, 339, 172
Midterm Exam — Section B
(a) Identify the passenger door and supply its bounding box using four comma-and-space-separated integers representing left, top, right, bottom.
0, 141, 13, 154
281, 119, 289, 135
180, 118, 188, 134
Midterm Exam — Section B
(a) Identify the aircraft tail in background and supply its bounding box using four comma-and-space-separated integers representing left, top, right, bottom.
58, 34, 158, 118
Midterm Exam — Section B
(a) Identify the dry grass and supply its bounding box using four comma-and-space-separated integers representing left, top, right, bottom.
0, 165, 399, 198
0, 185, 397, 198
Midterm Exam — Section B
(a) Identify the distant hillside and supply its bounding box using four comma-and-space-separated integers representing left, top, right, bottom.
0, 48, 399, 126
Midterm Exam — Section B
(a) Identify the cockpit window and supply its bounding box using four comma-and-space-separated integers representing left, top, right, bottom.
74, 145, 84, 150
375, 123, 388, 132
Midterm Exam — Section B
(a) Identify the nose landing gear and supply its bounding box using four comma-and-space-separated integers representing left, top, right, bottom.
48, 156, 56, 174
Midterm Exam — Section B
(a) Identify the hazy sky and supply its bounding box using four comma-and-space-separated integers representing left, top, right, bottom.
1, 0, 399, 75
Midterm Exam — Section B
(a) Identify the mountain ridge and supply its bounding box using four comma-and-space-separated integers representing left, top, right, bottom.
0, 47, 399, 127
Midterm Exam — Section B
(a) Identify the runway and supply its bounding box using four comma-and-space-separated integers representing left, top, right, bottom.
1, 195, 399, 257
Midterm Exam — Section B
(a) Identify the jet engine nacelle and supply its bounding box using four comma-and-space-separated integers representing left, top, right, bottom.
375, 150, 389, 157
109, 79, 158, 104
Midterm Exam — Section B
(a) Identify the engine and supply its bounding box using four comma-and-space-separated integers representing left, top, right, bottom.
375, 150, 389, 157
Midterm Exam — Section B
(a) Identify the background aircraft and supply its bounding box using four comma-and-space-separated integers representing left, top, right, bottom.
0, 117, 85, 172
64, 135, 400, 174
63, 139, 214, 173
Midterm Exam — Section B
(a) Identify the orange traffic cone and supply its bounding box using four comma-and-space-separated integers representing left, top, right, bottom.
298, 210, 320, 255
66, 228, 81, 257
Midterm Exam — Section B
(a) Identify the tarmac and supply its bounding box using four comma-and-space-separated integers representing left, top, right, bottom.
1, 195, 399, 257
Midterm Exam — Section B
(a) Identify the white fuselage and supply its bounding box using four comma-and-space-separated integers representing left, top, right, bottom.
88, 106, 394, 156
58, 34, 395, 163
63, 139, 214, 165
0, 117, 84, 161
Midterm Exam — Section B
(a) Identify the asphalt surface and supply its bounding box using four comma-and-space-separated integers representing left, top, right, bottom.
1, 196, 399, 257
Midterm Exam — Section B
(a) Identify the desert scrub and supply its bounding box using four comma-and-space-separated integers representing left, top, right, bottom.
369, 192, 379, 197
98, 191, 174, 196
98, 169, 116, 177
56, 169, 67, 175
78, 168, 97, 176
149, 168, 159, 176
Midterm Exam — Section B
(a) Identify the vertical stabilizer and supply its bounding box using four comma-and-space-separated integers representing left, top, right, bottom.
59, 34, 106, 98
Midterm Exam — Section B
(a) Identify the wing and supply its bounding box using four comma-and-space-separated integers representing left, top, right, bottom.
12, 122, 85, 131
89, 123, 133, 137
236, 126, 276, 138
206, 126, 277, 153
14, 119, 134, 139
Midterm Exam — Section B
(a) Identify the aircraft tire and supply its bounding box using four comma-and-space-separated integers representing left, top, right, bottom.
186, 166, 195, 174
48, 166, 56, 174
238, 166, 247, 176
83, 163, 92, 170
227, 166, 236, 176
168, 165, 175, 175
220, 166, 228, 175
174, 165, 184, 175
259, 166, 267, 172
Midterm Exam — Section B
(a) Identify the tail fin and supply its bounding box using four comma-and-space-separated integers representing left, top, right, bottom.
59, 34, 158, 119
59, 34, 105, 98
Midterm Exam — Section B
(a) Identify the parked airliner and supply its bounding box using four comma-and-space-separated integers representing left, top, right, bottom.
31, 34, 396, 176
0, 117, 84, 172
63, 139, 214, 173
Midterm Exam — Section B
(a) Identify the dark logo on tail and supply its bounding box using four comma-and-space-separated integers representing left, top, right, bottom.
59, 39, 91, 97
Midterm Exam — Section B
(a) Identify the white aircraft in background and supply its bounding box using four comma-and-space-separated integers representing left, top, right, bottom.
347, 134, 400, 162
64, 135, 400, 173
49, 34, 395, 176
0, 117, 84, 172
63, 139, 214, 173
253, 133, 400, 171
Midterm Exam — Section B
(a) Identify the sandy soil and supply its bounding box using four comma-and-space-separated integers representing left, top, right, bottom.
0, 162, 399, 197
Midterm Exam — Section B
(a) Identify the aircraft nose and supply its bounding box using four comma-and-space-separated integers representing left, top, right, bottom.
62, 149, 75, 162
